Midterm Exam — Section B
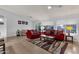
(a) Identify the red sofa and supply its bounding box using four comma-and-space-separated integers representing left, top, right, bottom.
42, 30, 65, 41
26, 30, 41, 40
26, 29, 65, 41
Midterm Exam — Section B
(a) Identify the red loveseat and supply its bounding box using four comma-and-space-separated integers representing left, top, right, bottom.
26, 30, 41, 40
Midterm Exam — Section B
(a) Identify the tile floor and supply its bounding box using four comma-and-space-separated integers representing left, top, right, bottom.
5, 36, 50, 54
4, 36, 79, 54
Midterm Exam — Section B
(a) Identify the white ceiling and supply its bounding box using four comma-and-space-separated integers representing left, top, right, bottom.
0, 5, 79, 21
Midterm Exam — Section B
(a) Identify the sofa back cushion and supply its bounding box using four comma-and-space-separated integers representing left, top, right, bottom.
51, 30, 55, 34
57, 30, 64, 35
27, 30, 40, 35
45, 30, 52, 35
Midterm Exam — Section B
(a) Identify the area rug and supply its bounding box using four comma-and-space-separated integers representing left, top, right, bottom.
60, 42, 68, 54
31, 40, 68, 54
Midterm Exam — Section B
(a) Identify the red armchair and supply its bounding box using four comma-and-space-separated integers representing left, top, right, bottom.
55, 30, 65, 41
55, 34, 65, 41
26, 30, 41, 40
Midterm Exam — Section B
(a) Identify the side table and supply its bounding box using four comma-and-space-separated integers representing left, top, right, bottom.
65, 35, 73, 43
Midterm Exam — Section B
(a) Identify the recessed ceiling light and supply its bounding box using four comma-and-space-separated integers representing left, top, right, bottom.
48, 6, 52, 10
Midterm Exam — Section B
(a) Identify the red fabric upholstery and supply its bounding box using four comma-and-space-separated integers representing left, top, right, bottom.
26, 29, 65, 41
42, 30, 65, 41
55, 34, 65, 40
55, 30, 65, 40
26, 30, 41, 40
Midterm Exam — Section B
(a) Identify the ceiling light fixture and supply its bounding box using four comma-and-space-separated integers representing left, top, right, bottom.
48, 5, 62, 10
48, 6, 52, 10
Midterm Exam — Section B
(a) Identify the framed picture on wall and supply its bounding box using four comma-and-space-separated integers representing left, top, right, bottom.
22, 21, 25, 24
25, 21, 28, 25
18, 20, 21, 24
65, 24, 77, 33
18, 20, 28, 25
